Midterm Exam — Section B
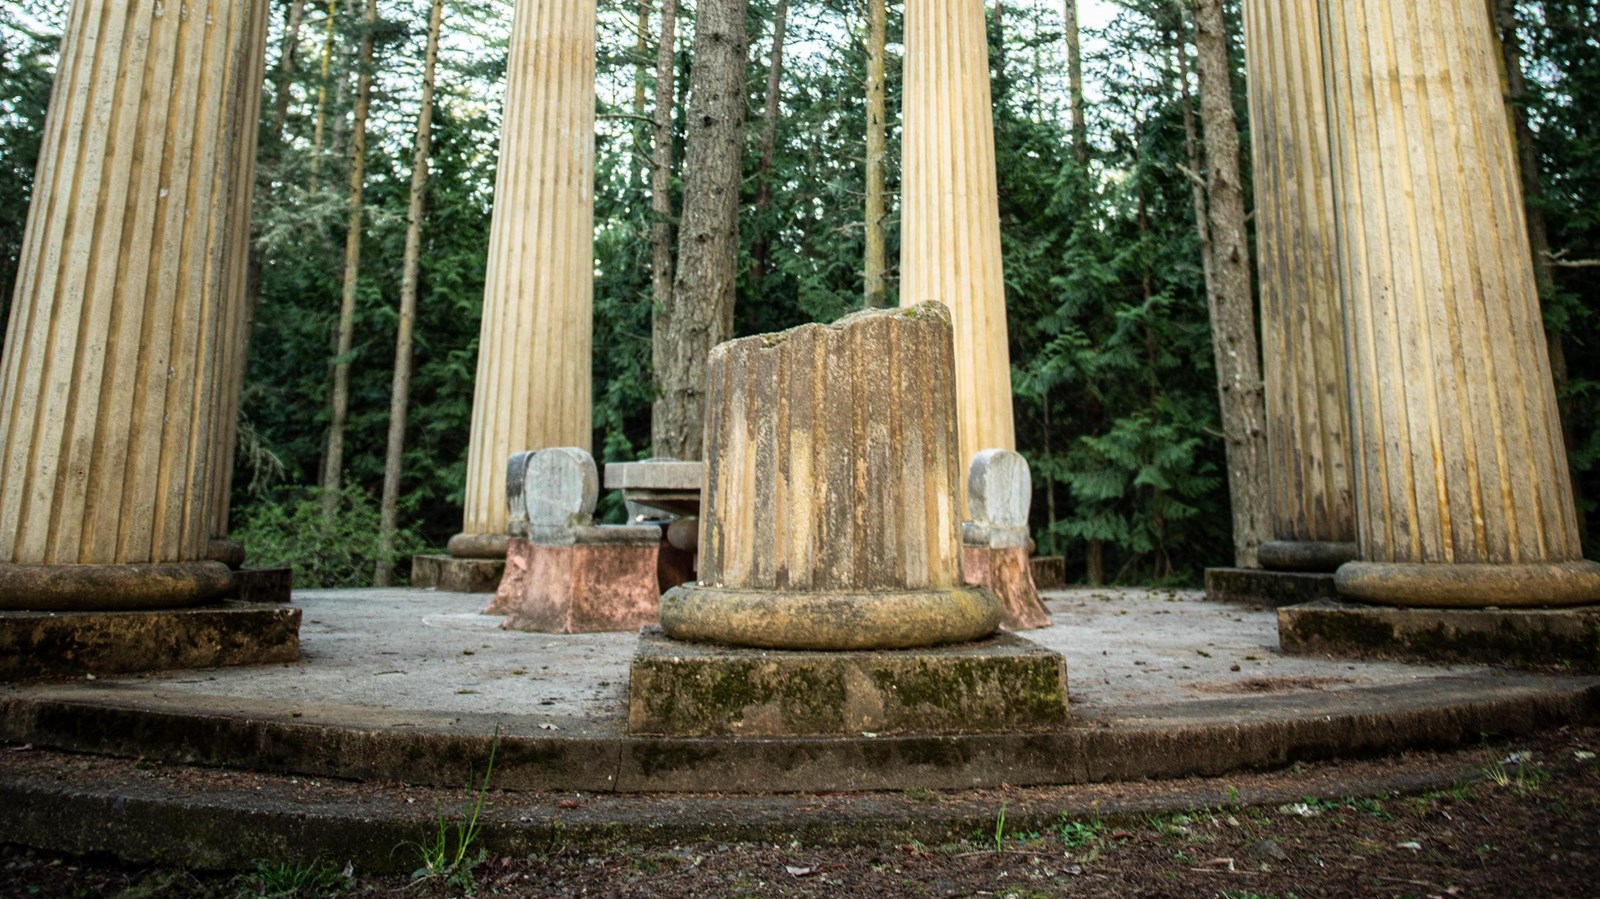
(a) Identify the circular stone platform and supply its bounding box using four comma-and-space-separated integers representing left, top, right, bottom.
2, 587, 1594, 796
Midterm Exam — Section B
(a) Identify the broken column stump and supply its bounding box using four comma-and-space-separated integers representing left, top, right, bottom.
631, 304, 1067, 737
962, 450, 1050, 630
490, 448, 661, 634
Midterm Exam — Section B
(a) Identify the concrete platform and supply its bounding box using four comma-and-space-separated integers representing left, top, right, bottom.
1280, 599, 1600, 671
2, 586, 1595, 795
1205, 566, 1339, 607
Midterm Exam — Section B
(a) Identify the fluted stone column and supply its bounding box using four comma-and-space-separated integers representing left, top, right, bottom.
1322, 0, 1600, 606
452, 0, 596, 559
0, 0, 268, 610
660, 304, 1001, 650
900, 0, 1015, 497
1243, 0, 1357, 573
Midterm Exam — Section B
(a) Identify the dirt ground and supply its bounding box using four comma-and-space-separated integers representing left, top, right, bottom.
5, 726, 1598, 898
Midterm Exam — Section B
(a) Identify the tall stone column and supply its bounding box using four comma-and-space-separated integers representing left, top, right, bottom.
900, 0, 1015, 497
452, 0, 596, 560
0, 0, 267, 610
1243, 0, 1357, 573
1321, 0, 1600, 606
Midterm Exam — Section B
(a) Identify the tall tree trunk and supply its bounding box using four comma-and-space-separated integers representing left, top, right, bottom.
749, 0, 790, 288
633, 0, 653, 192
320, 0, 378, 513
1190, 0, 1268, 569
992, 0, 1007, 89
649, 0, 680, 441
1177, 38, 1215, 303
1064, 0, 1088, 164
375, 0, 444, 586
1494, 0, 1583, 542
271, 0, 310, 138
310, 0, 340, 192
653, 0, 750, 460
864, 0, 889, 307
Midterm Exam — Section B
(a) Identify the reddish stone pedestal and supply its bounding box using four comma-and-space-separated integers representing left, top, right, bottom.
963, 545, 1050, 631
491, 537, 660, 633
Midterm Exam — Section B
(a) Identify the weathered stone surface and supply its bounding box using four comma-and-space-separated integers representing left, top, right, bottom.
605, 460, 705, 519
1279, 600, 1600, 672
504, 451, 536, 538
457, 0, 597, 546
0, 603, 300, 681
659, 303, 1001, 650
521, 447, 600, 543
628, 627, 1067, 737
496, 538, 660, 634
0, 563, 234, 613
1322, 0, 1600, 606
231, 568, 293, 604
1029, 556, 1067, 590
1205, 567, 1339, 608
963, 546, 1050, 630
410, 555, 504, 594
1242, 0, 1356, 572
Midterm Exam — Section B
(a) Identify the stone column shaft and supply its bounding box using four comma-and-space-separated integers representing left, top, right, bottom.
900, 0, 1015, 493
1243, 0, 1357, 571
0, 1, 261, 583
1321, 0, 1600, 604
457, 0, 596, 555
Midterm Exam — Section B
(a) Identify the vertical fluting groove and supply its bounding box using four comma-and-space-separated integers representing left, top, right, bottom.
1323, 0, 1584, 567
0, 0, 257, 566
462, 0, 596, 538
901, 0, 1014, 494
1245, 0, 1355, 552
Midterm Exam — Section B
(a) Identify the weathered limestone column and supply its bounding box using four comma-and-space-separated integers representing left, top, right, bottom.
660, 304, 1001, 649
451, 0, 596, 559
0, 0, 267, 610
1321, 0, 1600, 606
1243, 0, 1357, 573
900, 0, 1015, 492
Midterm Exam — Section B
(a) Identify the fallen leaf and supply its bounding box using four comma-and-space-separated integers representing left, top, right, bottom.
1396, 841, 1423, 851
1201, 857, 1236, 870
539, 723, 560, 731
558, 799, 582, 809
6, 744, 32, 752
785, 866, 816, 877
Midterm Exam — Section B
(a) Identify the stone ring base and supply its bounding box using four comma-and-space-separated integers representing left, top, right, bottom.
1260, 540, 1359, 572
446, 532, 510, 559
659, 585, 1001, 650
0, 561, 234, 612
1335, 560, 1600, 608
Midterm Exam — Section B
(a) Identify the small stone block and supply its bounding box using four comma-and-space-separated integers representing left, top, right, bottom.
231, 567, 292, 603
963, 545, 1050, 631
1278, 600, 1600, 671
497, 538, 660, 633
627, 627, 1068, 737
1204, 567, 1339, 607
968, 449, 1031, 529
0, 602, 301, 681
1030, 556, 1066, 590
410, 555, 505, 594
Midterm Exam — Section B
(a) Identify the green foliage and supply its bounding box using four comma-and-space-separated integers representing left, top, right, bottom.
405, 730, 498, 889
1056, 815, 1106, 849
235, 859, 352, 898
232, 485, 423, 588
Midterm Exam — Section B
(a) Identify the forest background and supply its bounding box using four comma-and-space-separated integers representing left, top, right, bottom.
1, 0, 1596, 587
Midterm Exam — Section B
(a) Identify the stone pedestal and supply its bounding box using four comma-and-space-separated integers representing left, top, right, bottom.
1029, 556, 1067, 590
488, 448, 661, 633
900, 0, 1015, 495
411, 555, 504, 594
1205, 568, 1338, 608
637, 305, 1065, 738
961, 450, 1049, 630
1320, 0, 1600, 607
0, 0, 270, 611
452, 0, 597, 560
1279, 601, 1600, 673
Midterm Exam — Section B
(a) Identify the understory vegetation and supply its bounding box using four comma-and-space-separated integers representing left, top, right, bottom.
1, 1, 1597, 585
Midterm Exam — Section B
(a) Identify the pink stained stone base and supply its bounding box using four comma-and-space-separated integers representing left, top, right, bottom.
962, 544, 1051, 631
489, 537, 662, 634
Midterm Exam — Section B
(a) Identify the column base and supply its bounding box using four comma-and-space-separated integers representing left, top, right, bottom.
660, 584, 1001, 651
0, 601, 301, 681
1259, 540, 1358, 572
445, 532, 510, 559
1029, 555, 1067, 589
963, 545, 1050, 630
1204, 567, 1339, 607
1336, 560, 1600, 608
0, 561, 233, 612
410, 555, 505, 593
491, 536, 661, 633
231, 567, 293, 603
1279, 599, 1600, 671
627, 626, 1067, 736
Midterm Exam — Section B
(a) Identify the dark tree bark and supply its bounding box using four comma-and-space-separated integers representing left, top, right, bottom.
652, 0, 750, 460
648, 0, 680, 446
1064, 0, 1088, 164
749, 0, 790, 289
865, 0, 889, 306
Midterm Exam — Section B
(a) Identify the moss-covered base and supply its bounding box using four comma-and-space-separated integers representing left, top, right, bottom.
1204, 567, 1339, 608
0, 602, 301, 681
410, 554, 504, 594
627, 627, 1068, 737
1278, 600, 1600, 671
